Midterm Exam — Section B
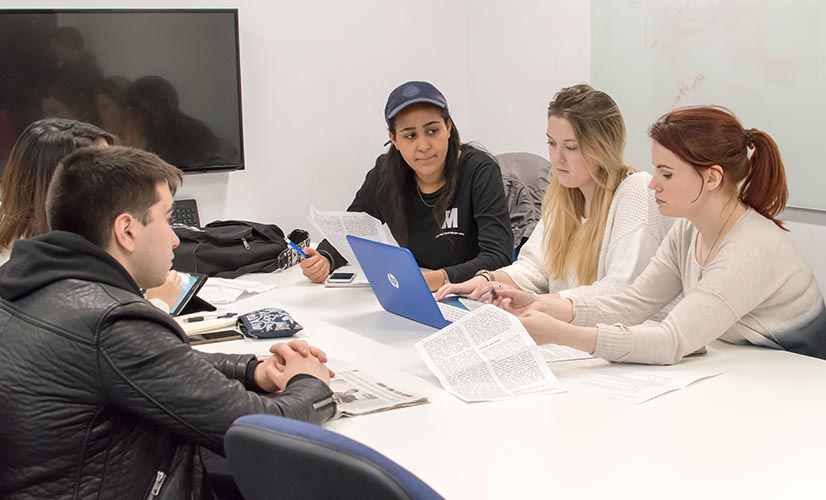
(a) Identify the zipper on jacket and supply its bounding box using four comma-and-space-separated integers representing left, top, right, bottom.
241, 237, 250, 250
313, 395, 334, 410
147, 471, 166, 499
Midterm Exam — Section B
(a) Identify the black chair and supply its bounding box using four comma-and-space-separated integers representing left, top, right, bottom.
225, 414, 444, 500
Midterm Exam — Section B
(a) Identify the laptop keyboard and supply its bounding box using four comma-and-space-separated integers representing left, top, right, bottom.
437, 302, 470, 323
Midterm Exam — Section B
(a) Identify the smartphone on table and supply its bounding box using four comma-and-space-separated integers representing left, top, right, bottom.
188, 330, 244, 345
327, 272, 356, 284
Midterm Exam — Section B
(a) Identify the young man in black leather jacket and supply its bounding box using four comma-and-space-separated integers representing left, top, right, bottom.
0, 146, 336, 499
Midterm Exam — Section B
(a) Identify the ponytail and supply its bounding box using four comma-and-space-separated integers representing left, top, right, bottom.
739, 129, 788, 230
649, 106, 789, 231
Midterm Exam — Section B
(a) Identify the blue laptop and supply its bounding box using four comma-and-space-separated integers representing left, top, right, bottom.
346, 235, 472, 329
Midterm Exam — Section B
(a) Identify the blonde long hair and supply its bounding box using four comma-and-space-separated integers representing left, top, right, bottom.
542, 84, 628, 284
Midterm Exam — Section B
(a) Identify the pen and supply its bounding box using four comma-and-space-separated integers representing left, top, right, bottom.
183, 312, 237, 323
286, 238, 308, 259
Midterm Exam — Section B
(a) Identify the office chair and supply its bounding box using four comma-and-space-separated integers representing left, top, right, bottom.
496, 152, 551, 257
225, 414, 444, 500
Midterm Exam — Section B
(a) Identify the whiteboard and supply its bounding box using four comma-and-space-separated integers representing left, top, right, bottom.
592, 0, 826, 211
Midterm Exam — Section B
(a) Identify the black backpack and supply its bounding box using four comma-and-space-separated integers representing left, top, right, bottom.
172, 220, 308, 279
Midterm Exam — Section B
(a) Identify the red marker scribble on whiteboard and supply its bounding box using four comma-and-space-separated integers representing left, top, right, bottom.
673, 74, 706, 108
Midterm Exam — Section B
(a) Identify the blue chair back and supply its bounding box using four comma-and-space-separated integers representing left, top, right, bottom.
225, 414, 444, 500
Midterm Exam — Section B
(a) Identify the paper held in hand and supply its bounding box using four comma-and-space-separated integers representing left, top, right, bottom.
415, 305, 566, 402
331, 369, 428, 417
308, 207, 398, 267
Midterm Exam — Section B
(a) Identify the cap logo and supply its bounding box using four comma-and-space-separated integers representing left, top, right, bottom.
402, 86, 421, 98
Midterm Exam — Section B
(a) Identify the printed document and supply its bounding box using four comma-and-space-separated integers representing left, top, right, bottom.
415, 305, 566, 402
539, 344, 594, 363
559, 364, 722, 403
309, 207, 398, 267
331, 369, 428, 416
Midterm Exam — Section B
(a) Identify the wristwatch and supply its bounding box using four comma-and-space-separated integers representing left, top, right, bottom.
441, 269, 451, 285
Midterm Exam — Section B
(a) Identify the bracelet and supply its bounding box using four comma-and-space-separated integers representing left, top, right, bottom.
441, 269, 451, 285
474, 270, 496, 282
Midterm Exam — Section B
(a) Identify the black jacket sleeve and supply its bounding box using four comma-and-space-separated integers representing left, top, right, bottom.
317, 155, 387, 272
97, 303, 336, 456
444, 158, 513, 282
196, 351, 264, 392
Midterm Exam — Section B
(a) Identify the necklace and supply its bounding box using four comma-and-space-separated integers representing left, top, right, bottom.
415, 184, 436, 208
697, 201, 740, 280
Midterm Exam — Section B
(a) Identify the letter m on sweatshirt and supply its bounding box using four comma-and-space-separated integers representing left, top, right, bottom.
442, 208, 458, 229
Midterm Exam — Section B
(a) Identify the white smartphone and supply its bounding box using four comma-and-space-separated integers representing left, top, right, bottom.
327, 272, 356, 284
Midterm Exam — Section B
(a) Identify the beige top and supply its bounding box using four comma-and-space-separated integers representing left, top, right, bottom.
571, 209, 826, 364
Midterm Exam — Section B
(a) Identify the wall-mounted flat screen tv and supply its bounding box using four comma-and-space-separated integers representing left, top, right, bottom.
0, 9, 244, 173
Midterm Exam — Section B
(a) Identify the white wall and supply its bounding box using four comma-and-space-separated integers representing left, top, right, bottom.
3, 0, 590, 239
217, 0, 591, 237
464, 2, 590, 157
5, 1, 823, 285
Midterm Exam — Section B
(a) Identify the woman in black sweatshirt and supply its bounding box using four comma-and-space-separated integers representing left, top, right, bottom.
301, 80, 513, 290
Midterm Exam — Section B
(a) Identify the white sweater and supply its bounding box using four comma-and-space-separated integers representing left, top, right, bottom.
571, 209, 826, 364
503, 171, 673, 300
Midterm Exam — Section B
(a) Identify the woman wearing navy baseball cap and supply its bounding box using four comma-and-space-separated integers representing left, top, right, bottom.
301, 81, 513, 290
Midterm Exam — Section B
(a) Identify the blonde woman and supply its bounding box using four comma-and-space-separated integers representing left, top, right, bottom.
437, 84, 672, 303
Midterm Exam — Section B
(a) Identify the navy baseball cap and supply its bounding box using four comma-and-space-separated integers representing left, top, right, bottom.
384, 81, 448, 125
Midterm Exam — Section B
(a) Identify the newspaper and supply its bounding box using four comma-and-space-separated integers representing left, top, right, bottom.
331, 369, 428, 417
309, 207, 398, 267
415, 305, 566, 402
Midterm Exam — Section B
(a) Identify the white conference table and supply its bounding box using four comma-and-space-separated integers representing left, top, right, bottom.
196, 267, 826, 500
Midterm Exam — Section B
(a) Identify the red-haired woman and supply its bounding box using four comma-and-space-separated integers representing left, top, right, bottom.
493, 106, 825, 364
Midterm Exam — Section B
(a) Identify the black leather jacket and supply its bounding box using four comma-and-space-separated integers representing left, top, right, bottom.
0, 232, 336, 499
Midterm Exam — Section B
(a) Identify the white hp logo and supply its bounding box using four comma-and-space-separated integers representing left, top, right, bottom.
387, 273, 399, 288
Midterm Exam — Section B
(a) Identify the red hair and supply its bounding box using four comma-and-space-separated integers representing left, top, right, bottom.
649, 106, 788, 229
